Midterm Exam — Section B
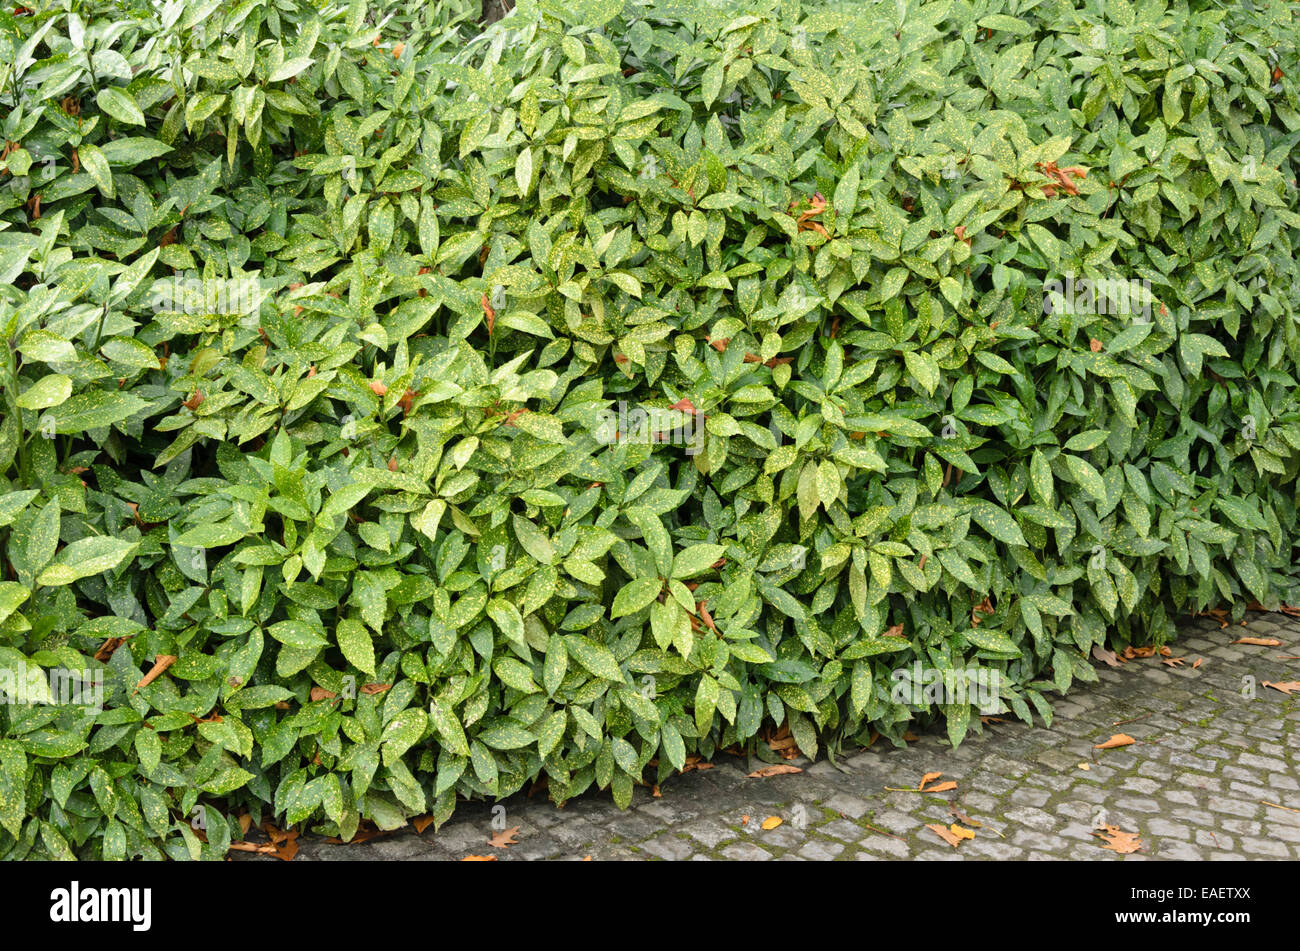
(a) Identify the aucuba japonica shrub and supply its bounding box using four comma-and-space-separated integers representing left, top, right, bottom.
0, 0, 1298, 859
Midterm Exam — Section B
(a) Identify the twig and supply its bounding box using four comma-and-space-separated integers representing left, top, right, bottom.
1112, 712, 1154, 727
1262, 800, 1300, 814
862, 822, 904, 841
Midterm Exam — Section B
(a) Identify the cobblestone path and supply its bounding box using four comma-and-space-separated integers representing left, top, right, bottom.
275, 615, 1300, 861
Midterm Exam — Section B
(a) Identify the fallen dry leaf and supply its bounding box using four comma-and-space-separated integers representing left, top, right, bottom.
949, 823, 975, 841
1078, 763, 1091, 770
947, 803, 982, 828
135, 655, 177, 691
412, 816, 435, 834
462, 854, 497, 861
1094, 733, 1136, 750
1262, 681, 1300, 695
740, 815, 750, 826
761, 816, 783, 831
1092, 645, 1123, 667
747, 764, 803, 778
1092, 825, 1142, 854
228, 841, 278, 856
1161, 656, 1185, 667
488, 825, 520, 849
927, 823, 965, 848
927, 781, 959, 793
1192, 658, 1203, 669
918, 771, 943, 791
883, 623, 905, 637
1235, 637, 1282, 647
94, 635, 132, 662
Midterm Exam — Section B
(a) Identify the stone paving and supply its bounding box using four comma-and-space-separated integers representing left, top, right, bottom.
272, 614, 1300, 861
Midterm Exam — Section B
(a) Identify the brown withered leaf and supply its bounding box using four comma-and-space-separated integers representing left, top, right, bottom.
257, 822, 299, 861
412, 816, 435, 834
760, 816, 783, 831
680, 755, 714, 773
94, 635, 132, 662
1094, 733, 1137, 750
883, 623, 905, 637
310, 686, 338, 702
1161, 656, 1185, 667
1192, 658, 1203, 669
462, 854, 497, 861
1092, 645, 1123, 667
927, 823, 964, 848
1092, 825, 1142, 854
1234, 637, 1282, 647
747, 764, 803, 778
227, 841, 277, 856
360, 682, 391, 695
488, 825, 520, 849
918, 771, 943, 791
134, 655, 177, 691
927, 781, 959, 793
1262, 681, 1300, 695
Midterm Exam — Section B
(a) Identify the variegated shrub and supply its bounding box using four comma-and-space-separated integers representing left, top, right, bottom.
0, 0, 1298, 858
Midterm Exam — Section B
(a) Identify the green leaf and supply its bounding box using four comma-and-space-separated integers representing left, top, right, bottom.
564, 635, 624, 682
1062, 455, 1106, 501
671, 543, 726, 579
337, 618, 376, 675
16, 375, 72, 410
97, 87, 146, 125
36, 536, 137, 586
611, 577, 662, 618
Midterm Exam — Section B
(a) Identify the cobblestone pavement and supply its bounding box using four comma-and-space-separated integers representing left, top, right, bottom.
279, 615, 1300, 861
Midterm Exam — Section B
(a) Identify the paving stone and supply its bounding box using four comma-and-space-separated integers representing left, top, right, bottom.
641, 835, 697, 861
823, 793, 872, 819
1240, 836, 1290, 857
798, 839, 845, 860
719, 842, 773, 861
265, 613, 1299, 862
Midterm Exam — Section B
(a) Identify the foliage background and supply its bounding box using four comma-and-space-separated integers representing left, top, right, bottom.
0, 0, 1297, 858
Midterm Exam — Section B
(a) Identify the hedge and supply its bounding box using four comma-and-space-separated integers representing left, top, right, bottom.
0, 0, 1298, 859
